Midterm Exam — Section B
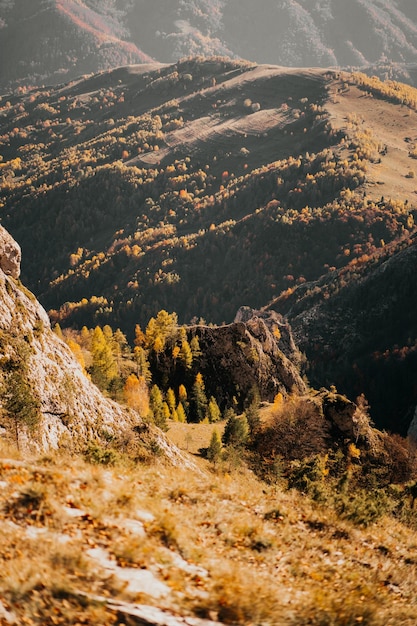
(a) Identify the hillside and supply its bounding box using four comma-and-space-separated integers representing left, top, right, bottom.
2, 1, 417, 91
2, 58, 417, 431
0, 223, 178, 461
2, 60, 417, 330
267, 230, 417, 437
0, 445, 416, 626
1, 167, 417, 625
0, 0, 151, 92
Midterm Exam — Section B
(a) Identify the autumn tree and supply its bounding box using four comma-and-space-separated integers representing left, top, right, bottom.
190, 372, 208, 422
179, 339, 193, 369
166, 387, 176, 415
207, 396, 221, 423
145, 310, 178, 353
89, 326, 118, 390
149, 384, 167, 430
176, 401, 187, 423
124, 373, 149, 415
190, 335, 201, 359
134, 323, 146, 347
134, 346, 151, 383
66, 338, 88, 376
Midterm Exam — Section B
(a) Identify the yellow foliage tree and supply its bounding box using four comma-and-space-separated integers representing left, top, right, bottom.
66, 338, 88, 376
124, 373, 149, 415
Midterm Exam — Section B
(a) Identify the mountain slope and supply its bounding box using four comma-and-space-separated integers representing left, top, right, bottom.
2, 0, 417, 91
1, 446, 416, 626
2, 59, 417, 432
268, 232, 417, 436
0, 224, 148, 454
0, 0, 151, 92
1, 61, 417, 329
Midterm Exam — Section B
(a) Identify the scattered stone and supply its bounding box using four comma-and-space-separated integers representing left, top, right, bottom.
75, 592, 224, 626
0, 600, 17, 624
87, 547, 170, 597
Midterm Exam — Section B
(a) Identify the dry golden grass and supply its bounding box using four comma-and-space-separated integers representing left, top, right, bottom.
0, 439, 416, 625
166, 419, 225, 455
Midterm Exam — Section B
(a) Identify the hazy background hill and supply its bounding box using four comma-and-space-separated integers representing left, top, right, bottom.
1, 0, 417, 91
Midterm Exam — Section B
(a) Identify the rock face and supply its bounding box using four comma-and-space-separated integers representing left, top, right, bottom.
189, 309, 306, 408
0, 225, 21, 279
0, 228, 140, 453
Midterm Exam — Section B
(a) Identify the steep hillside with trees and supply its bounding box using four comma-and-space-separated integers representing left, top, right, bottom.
268, 232, 417, 436
0, 223, 159, 457
2, 58, 417, 433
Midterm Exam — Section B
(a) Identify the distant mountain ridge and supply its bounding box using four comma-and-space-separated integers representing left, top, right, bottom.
0, 0, 151, 92
1, 0, 417, 91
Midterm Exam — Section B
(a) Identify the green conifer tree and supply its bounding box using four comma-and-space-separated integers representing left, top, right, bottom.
245, 387, 261, 439
190, 373, 208, 422
149, 384, 167, 430
2, 340, 41, 449
207, 396, 221, 423
222, 411, 249, 448
207, 429, 222, 465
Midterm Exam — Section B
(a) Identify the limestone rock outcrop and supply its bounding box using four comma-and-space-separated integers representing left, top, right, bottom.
0, 225, 21, 279
0, 228, 139, 453
188, 309, 306, 408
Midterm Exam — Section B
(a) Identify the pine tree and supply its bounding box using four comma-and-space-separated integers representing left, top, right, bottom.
180, 339, 193, 369
134, 346, 151, 384
66, 338, 87, 376
162, 402, 171, 422
89, 326, 118, 390
4, 368, 41, 448
245, 387, 261, 438
2, 340, 41, 449
145, 310, 178, 352
166, 388, 176, 414
80, 325, 91, 350
178, 384, 187, 404
134, 323, 146, 347
207, 429, 222, 465
176, 402, 187, 423
222, 411, 249, 448
149, 384, 167, 430
207, 396, 221, 423
190, 373, 208, 422
190, 335, 202, 359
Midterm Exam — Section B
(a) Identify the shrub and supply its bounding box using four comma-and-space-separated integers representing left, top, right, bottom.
84, 441, 119, 466
255, 396, 330, 460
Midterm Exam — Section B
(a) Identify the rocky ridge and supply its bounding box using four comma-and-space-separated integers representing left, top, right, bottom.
190, 307, 306, 407
0, 224, 142, 453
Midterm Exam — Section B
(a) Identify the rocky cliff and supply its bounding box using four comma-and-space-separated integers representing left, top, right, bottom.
0, 225, 141, 453
189, 308, 306, 409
